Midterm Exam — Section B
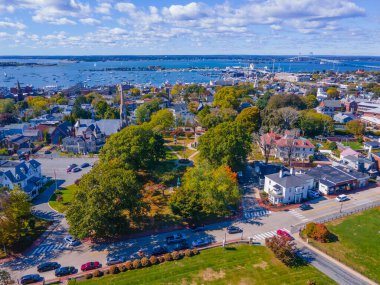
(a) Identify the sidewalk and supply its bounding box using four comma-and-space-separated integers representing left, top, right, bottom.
295, 233, 377, 285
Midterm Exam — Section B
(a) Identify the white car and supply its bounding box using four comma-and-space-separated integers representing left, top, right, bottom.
64, 235, 80, 246
191, 238, 212, 248
336, 194, 349, 202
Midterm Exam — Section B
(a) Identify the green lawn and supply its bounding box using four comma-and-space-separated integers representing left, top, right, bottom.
342, 141, 363, 150
49, 184, 79, 213
78, 245, 335, 285
305, 208, 380, 283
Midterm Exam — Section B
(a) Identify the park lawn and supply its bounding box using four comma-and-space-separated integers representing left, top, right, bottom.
49, 184, 79, 213
78, 245, 335, 285
306, 207, 380, 283
342, 141, 363, 150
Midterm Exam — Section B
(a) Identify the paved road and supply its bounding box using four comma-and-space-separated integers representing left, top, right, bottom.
2, 160, 380, 284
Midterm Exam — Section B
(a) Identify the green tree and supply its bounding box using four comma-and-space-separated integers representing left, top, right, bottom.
170, 164, 240, 222
100, 125, 165, 170
66, 161, 143, 239
327, 87, 340, 99
130, 87, 141, 96
235, 106, 260, 133
135, 100, 160, 124
149, 109, 174, 131
299, 110, 334, 136
0, 99, 15, 114
256, 91, 271, 110
213, 87, 240, 109
198, 122, 251, 171
302, 95, 319, 109
0, 187, 32, 250
266, 94, 306, 110
346, 120, 365, 137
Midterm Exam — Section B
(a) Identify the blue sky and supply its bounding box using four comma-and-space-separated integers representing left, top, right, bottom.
0, 0, 379, 55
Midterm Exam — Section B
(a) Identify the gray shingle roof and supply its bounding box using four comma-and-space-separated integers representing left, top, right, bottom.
266, 172, 313, 188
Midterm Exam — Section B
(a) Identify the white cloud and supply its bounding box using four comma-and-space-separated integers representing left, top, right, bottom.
270, 24, 282, 30
80, 18, 101, 25
115, 2, 136, 13
0, 20, 25, 29
95, 2, 111, 14
33, 15, 76, 25
162, 2, 210, 21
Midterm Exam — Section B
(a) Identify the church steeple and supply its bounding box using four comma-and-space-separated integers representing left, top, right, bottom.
118, 84, 127, 128
17, 81, 24, 101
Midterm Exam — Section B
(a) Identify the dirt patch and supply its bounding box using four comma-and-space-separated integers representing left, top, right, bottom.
253, 260, 268, 270
200, 268, 226, 281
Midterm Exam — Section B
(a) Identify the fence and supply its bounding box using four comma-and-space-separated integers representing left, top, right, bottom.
290, 200, 380, 234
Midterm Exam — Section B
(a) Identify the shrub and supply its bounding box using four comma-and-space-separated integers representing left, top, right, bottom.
125, 261, 133, 270
192, 248, 199, 255
171, 251, 180, 260
265, 235, 298, 267
304, 222, 317, 238
184, 249, 193, 257
85, 273, 93, 279
158, 256, 165, 263
303, 222, 331, 243
164, 253, 173, 261
149, 256, 158, 265
118, 265, 127, 272
93, 270, 103, 278
104, 269, 110, 275
141, 257, 151, 267
133, 259, 142, 269
109, 265, 120, 274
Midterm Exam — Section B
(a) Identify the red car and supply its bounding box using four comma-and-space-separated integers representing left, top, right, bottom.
81, 262, 101, 271
276, 229, 293, 240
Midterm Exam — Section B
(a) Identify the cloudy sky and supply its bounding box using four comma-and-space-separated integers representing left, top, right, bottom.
0, 0, 379, 55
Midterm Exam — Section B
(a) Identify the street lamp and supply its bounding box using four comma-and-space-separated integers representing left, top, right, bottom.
339, 201, 344, 213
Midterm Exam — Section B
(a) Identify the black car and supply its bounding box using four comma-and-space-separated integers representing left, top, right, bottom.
227, 226, 243, 234
188, 224, 206, 232
81, 163, 90, 168
299, 204, 312, 211
55, 266, 76, 277
20, 274, 43, 284
37, 262, 60, 272
150, 246, 169, 256
173, 241, 190, 251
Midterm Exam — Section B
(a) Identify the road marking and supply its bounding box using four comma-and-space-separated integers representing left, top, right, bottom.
244, 210, 271, 219
289, 209, 310, 221
31, 243, 66, 255
253, 229, 289, 241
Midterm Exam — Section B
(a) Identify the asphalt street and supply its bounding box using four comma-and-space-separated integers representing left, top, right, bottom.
2, 158, 380, 284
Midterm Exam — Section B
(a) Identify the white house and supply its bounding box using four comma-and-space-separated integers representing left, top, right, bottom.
0, 159, 43, 199
264, 169, 314, 204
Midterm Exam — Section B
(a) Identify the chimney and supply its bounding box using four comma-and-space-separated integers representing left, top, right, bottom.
290, 168, 295, 175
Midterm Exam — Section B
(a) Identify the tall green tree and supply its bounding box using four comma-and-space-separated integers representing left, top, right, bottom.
266, 94, 306, 110
66, 161, 143, 239
235, 106, 260, 133
213, 87, 240, 109
198, 122, 251, 171
170, 164, 240, 222
0, 187, 32, 250
100, 125, 165, 170
299, 110, 333, 136
256, 92, 271, 110
149, 109, 174, 131
346, 120, 365, 137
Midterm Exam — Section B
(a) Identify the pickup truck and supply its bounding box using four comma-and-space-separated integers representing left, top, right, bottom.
166, 233, 186, 244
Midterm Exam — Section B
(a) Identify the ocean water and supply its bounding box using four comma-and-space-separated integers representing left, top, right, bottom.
0, 55, 379, 89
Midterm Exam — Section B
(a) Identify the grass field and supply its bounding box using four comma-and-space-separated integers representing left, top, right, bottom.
342, 141, 363, 150
306, 207, 380, 283
49, 184, 79, 213
78, 245, 335, 285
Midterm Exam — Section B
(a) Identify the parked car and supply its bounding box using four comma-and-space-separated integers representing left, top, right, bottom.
66, 164, 77, 172
81, 261, 101, 271
192, 238, 212, 248
299, 204, 311, 211
64, 235, 80, 246
336, 194, 349, 202
20, 274, 43, 284
81, 162, 90, 168
55, 266, 76, 277
166, 233, 186, 244
227, 226, 243, 234
150, 245, 169, 256
106, 256, 125, 266
37, 262, 60, 272
44, 150, 51, 154
188, 224, 206, 232
308, 191, 320, 199
276, 229, 293, 240
173, 241, 190, 251
72, 167, 81, 173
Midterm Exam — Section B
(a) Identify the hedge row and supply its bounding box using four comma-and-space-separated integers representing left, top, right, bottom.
84, 249, 200, 280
